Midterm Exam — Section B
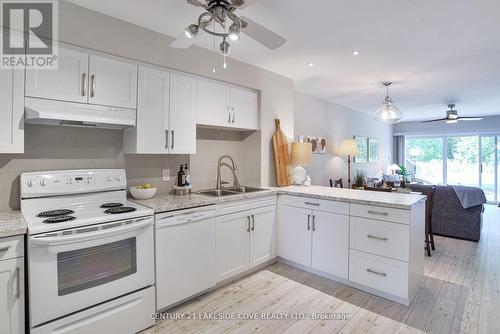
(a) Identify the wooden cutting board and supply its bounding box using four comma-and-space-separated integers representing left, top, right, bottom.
272, 119, 291, 186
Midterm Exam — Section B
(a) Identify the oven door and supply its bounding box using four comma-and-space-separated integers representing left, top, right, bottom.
28, 216, 154, 327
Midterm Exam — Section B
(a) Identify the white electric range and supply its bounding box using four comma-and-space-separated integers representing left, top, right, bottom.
21, 169, 156, 334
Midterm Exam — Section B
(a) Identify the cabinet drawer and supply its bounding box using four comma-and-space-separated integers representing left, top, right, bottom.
349, 249, 408, 299
0, 235, 24, 261
279, 195, 349, 215
350, 217, 409, 261
350, 203, 409, 224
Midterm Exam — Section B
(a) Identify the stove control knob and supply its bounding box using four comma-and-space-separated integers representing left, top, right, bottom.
107, 175, 114, 182
115, 174, 121, 181
27, 179, 35, 187
40, 178, 47, 186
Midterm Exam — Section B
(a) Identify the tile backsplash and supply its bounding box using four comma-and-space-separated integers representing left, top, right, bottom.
0, 125, 261, 210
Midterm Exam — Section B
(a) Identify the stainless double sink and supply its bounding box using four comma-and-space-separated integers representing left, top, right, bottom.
197, 186, 267, 197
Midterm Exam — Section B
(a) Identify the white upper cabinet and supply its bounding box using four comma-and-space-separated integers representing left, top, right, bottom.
25, 47, 89, 103
25, 46, 137, 110
0, 66, 24, 153
196, 78, 258, 130
88, 55, 137, 109
169, 73, 197, 154
196, 79, 230, 127
124, 67, 169, 154
230, 87, 258, 130
124, 69, 196, 155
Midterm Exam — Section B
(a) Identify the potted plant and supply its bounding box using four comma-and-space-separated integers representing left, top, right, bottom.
353, 170, 366, 189
396, 165, 412, 183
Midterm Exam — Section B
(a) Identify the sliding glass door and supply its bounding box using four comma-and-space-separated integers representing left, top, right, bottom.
405, 134, 499, 203
446, 136, 479, 187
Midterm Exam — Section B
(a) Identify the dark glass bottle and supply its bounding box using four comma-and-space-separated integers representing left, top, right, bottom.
177, 165, 185, 187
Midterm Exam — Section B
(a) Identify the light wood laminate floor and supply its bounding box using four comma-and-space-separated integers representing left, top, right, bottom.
144, 205, 500, 334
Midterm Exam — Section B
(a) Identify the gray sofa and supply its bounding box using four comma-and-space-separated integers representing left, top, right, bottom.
409, 184, 486, 242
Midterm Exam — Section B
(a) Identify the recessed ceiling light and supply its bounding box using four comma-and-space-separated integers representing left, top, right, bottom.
352, 50, 360, 56
307, 62, 314, 67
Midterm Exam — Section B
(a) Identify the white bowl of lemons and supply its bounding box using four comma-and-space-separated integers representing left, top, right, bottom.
130, 184, 157, 200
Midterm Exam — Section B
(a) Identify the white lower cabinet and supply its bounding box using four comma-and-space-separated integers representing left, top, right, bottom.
216, 211, 251, 281
279, 205, 349, 279
216, 205, 276, 282
278, 205, 311, 267
0, 236, 24, 334
311, 211, 349, 279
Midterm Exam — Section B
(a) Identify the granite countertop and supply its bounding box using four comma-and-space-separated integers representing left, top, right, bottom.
277, 185, 426, 209
129, 185, 424, 213
0, 210, 27, 238
129, 189, 277, 213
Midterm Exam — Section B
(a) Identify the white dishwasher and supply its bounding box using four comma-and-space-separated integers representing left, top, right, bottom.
155, 206, 216, 311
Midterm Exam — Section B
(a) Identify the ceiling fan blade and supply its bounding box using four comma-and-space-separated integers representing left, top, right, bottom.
187, 0, 205, 7
457, 117, 484, 121
237, 0, 261, 9
239, 16, 286, 49
169, 32, 195, 49
421, 118, 448, 123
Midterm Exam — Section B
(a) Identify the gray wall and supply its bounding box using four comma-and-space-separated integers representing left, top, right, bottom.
394, 115, 500, 136
294, 92, 393, 187
0, 1, 293, 210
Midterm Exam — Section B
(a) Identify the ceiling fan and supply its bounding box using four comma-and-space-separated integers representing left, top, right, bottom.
421, 104, 483, 124
170, 0, 287, 53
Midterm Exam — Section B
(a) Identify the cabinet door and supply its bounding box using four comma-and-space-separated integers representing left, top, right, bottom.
278, 205, 312, 267
216, 211, 250, 282
0, 258, 24, 334
124, 67, 169, 154
88, 55, 137, 109
0, 67, 24, 153
311, 211, 349, 279
196, 79, 231, 127
25, 46, 88, 103
250, 205, 277, 267
230, 87, 258, 130
169, 73, 197, 154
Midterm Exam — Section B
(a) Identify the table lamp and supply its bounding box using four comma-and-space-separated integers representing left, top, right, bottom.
290, 142, 312, 185
338, 139, 359, 188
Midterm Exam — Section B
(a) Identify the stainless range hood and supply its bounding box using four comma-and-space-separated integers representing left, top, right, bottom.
24, 97, 136, 129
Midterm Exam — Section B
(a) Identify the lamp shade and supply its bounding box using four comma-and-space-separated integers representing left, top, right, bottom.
290, 142, 312, 166
337, 139, 359, 156
373, 103, 403, 124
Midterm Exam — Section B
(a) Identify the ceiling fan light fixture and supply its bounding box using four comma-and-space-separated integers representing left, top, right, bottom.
446, 119, 458, 124
373, 82, 403, 124
228, 23, 240, 41
220, 39, 230, 56
184, 24, 199, 39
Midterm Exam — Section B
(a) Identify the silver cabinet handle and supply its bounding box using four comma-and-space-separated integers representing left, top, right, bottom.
366, 268, 387, 277
251, 214, 255, 231
81, 73, 87, 96
15, 267, 20, 299
307, 214, 311, 230
312, 215, 316, 231
171, 130, 174, 149
165, 130, 169, 149
246, 216, 251, 232
0, 246, 11, 252
367, 234, 388, 241
231, 107, 235, 123
228, 107, 231, 123
90, 74, 96, 97
305, 202, 320, 206
367, 210, 388, 216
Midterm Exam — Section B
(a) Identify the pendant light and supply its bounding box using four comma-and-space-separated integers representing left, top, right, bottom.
373, 81, 403, 124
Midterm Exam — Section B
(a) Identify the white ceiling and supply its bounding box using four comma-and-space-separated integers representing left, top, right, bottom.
67, 0, 500, 121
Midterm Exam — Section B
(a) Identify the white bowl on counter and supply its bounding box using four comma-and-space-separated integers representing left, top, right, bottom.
129, 186, 157, 200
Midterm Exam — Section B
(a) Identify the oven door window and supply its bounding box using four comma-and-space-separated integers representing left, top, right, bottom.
57, 238, 137, 296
